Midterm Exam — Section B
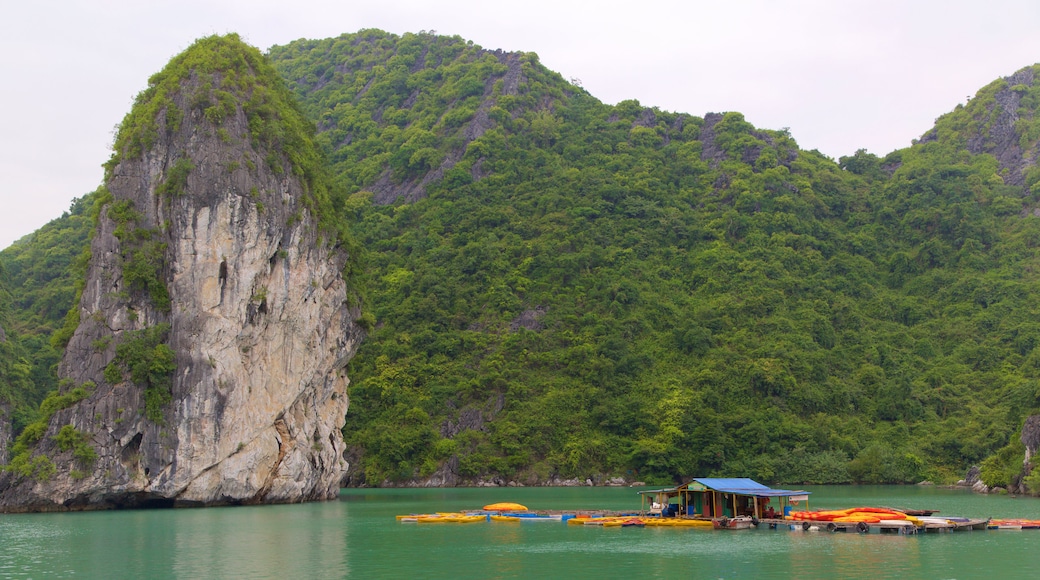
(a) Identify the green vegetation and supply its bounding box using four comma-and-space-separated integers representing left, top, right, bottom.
269, 31, 1040, 486
1, 262, 34, 415
5, 30, 1040, 488
107, 198, 171, 312
3, 381, 94, 480
103, 324, 175, 423
156, 157, 194, 198
108, 33, 346, 246
1, 195, 96, 431
53, 424, 98, 466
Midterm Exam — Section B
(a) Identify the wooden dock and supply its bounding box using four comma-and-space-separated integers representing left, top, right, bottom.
759, 517, 989, 534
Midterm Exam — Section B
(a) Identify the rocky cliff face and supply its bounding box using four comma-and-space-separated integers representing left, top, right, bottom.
0, 35, 364, 512
919, 64, 1040, 187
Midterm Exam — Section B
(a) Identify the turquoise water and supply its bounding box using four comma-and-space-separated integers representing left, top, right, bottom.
1, 486, 1038, 578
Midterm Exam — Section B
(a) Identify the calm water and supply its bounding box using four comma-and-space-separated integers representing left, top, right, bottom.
1, 485, 1038, 578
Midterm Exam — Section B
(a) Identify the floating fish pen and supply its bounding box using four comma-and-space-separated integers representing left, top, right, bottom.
395, 483, 1020, 535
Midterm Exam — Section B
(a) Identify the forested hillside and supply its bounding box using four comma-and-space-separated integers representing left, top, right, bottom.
0, 195, 94, 435
267, 31, 1040, 486
2, 260, 35, 447
4, 30, 1040, 488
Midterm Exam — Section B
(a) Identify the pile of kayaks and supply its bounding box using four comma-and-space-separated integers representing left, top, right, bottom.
483, 502, 528, 511
396, 504, 570, 524
396, 512, 488, 523
396, 504, 718, 529
395, 512, 563, 523
787, 507, 923, 526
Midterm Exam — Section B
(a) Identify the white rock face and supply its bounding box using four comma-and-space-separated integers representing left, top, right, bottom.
157, 186, 356, 504
0, 59, 363, 511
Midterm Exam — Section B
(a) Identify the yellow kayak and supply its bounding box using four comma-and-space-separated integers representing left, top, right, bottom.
484, 502, 529, 511
456, 515, 487, 523
644, 518, 713, 528
491, 515, 521, 522
417, 515, 486, 523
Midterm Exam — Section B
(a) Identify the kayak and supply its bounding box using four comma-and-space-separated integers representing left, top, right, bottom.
643, 518, 713, 528
484, 502, 528, 511
490, 515, 521, 522
415, 514, 486, 523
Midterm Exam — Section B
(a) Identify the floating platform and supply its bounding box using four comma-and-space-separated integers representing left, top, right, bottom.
399, 507, 1001, 535
762, 517, 990, 534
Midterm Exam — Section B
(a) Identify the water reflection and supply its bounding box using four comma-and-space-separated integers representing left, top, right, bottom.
786, 531, 921, 578
168, 502, 350, 579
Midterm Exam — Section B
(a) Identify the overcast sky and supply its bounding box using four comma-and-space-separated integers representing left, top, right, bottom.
2, 0, 1039, 250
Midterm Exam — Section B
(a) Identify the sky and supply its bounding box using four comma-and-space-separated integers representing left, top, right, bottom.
2, 0, 1040, 250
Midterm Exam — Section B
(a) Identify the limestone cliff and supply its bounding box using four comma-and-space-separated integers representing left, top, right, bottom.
0, 35, 364, 511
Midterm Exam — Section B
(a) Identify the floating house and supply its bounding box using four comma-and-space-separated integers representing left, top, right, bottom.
638, 478, 810, 519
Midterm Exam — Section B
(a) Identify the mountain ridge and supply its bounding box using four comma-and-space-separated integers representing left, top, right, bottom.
3, 30, 1040, 495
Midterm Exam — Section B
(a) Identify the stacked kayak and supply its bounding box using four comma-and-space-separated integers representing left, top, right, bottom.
643, 518, 714, 528
483, 502, 528, 511
396, 513, 487, 523
788, 507, 922, 526
395, 511, 561, 525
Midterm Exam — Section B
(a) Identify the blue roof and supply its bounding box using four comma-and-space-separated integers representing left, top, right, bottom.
688, 478, 810, 497
636, 478, 810, 498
